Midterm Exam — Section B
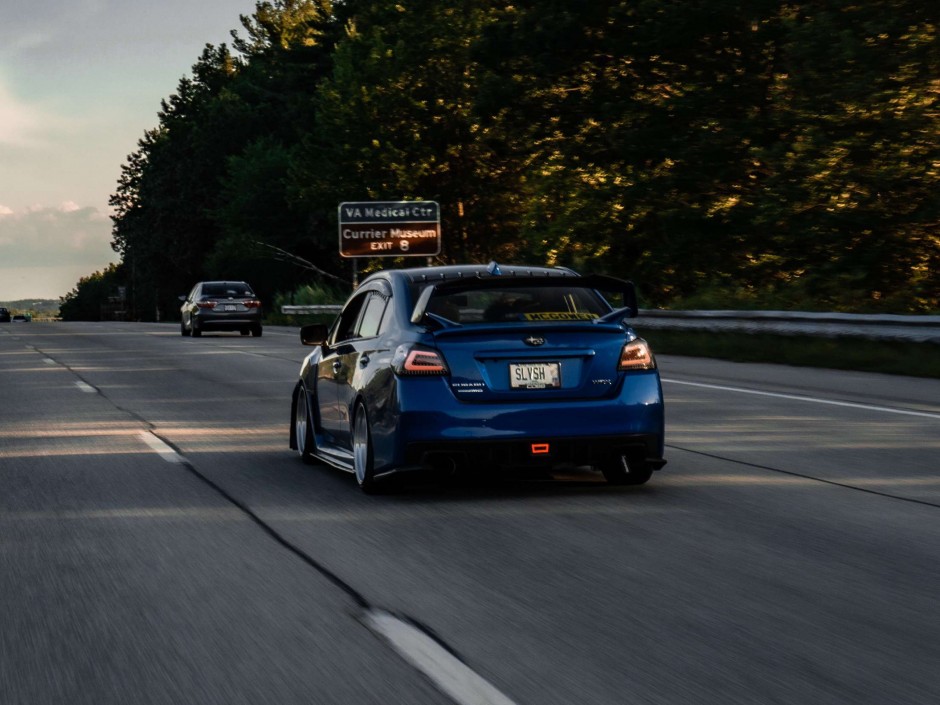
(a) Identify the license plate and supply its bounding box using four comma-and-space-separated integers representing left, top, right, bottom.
509, 362, 560, 389
224, 305, 237, 311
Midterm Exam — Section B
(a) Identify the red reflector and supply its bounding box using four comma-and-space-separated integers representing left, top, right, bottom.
531, 443, 550, 455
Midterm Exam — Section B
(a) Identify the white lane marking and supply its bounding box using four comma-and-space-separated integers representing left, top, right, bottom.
663, 378, 940, 420
365, 610, 518, 705
43, 358, 57, 365
75, 381, 97, 393
138, 432, 185, 464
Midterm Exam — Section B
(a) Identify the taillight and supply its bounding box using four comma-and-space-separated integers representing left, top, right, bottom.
393, 345, 449, 376
243, 300, 262, 309
196, 301, 216, 309
619, 339, 656, 370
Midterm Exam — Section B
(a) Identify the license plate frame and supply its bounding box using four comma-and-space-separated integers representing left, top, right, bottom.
509, 362, 561, 390
224, 304, 237, 312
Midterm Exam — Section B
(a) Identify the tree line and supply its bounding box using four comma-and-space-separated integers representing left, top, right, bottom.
60, 0, 939, 321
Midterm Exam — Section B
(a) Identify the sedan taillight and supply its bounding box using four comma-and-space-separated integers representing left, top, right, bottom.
243, 300, 262, 309
196, 301, 216, 309
393, 345, 449, 376
619, 339, 656, 371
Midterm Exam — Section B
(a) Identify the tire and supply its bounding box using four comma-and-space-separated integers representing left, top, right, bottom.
352, 403, 381, 494
181, 321, 190, 337
252, 325, 263, 337
294, 385, 319, 464
600, 453, 653, 486
192, 322, 202, 337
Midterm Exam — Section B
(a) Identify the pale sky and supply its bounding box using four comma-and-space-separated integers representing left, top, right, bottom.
0, 0, 257, 300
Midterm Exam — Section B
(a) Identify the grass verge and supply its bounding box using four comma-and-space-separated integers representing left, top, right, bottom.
639, 330, 940, 379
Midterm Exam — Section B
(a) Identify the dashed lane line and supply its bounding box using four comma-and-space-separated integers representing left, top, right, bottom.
138, 431, 185, 463
365, 610, 519, 705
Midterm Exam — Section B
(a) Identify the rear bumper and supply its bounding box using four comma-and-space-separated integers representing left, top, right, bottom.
194, 312, 262, 330
368, 372, 666, 473
404, 434, 665, 472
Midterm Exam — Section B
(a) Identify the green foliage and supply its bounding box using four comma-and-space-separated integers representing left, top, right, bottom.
293, 0, 523, 264
110, 2, 337, 321
474, 1, 939, 311
59, 264, 126, 321
102, 0, 938, 321
267, 281, 349, 325
748, 2, 940, 313
284, 282, 346, 305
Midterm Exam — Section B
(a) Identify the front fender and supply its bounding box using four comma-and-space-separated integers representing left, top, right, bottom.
299, 347, 323, 380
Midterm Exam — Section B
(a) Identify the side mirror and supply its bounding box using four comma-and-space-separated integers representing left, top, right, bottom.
300, 324, 329, 346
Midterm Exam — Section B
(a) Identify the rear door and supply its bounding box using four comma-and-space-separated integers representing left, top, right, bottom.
331, 292, 389, 446
317, 291, 389, 446
317, 295, 367, 443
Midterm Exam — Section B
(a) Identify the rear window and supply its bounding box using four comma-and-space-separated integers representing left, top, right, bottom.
425, 286, 609, 324
203, 283, 255, 298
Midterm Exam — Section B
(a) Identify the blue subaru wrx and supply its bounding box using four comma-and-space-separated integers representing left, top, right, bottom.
290, 263, 665, 493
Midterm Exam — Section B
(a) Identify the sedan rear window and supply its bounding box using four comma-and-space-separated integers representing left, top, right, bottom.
203, 283, 254, 298
426, 286, 608, 324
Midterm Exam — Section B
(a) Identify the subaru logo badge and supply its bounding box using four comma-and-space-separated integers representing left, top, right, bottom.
524, 336, 545, 346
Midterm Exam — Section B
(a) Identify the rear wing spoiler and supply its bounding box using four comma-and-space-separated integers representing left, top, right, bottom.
411, 274, 638, 325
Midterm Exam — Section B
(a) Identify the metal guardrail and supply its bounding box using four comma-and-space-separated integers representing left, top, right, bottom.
281, 305, 344, 315
633, 310, 940, 344
281, 305, 940, 343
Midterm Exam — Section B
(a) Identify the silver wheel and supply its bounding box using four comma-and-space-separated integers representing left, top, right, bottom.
352, 403, 378, 493
295, 386, 317, 464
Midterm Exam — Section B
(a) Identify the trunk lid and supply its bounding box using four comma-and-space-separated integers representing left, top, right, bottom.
433, 322, 629, 403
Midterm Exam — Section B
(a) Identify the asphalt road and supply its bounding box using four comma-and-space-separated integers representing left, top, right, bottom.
2, 321, 938, 705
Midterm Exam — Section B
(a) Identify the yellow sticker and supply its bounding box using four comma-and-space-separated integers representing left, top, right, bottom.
522, 312, 598, 321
